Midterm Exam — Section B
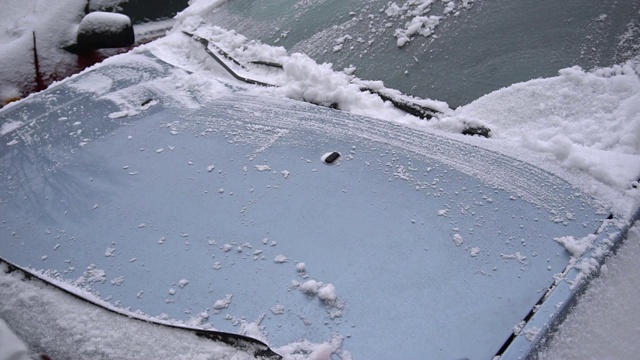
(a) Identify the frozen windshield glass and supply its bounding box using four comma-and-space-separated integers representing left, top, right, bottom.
204, 0, 640, 107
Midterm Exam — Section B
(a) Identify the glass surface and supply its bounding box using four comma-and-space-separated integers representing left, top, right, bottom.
205, 0, 640, 107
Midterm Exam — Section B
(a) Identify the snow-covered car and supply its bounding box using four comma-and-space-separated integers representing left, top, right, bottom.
1, 1, 639, 359
0, 0, 188, 106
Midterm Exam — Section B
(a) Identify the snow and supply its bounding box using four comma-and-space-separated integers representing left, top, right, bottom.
0, 120, 23, 135
554, 234, 598, 258
0, 264, 258, 360
78, 12, 131, 34
452, 233, 464, 246
270, 305, 285, 315
299, 280, 319, 295
445, 62, 640, 208
317, 284, 337, 303
213, 294, 233, 310
0, 318, 29, 360
178, 279, 190, 288
383, 0, 475, 47
0, 0, 86, 103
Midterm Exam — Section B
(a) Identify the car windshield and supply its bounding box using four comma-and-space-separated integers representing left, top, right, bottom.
201, 0, 640, 107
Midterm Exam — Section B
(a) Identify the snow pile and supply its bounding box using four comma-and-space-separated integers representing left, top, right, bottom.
443, 59, 640, 216
0, 264, 251, 360
0, 0, 87, 102
78, 11, 131, 34
1, 261, 350, 359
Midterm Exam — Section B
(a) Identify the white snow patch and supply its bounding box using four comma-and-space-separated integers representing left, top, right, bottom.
317, 283, 337, 303
177, 279, 189, 288
213, 294, 233, 310
110, 276, 124, 286
270, 305, 285, 315
0, 121, 23, 135
300, 280, 319, 295
500, 252, 528, 264
554, 234, 598, 258
68, 73, 113, 95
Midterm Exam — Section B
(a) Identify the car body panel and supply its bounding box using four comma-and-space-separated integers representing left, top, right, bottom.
0, 53, 611, 358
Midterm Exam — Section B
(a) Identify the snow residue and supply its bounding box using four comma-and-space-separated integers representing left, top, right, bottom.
500, 252, 527, 264
213, 293, 233, 310
110, 275, 124, 286
452, 233, 464, 246
255, 164, 271, 172
75, 264, 106, 285
317, 283, 337, 303
273, 255, 289, 263
333, 34, 352, 53
175, 0, 227, 26
104, 247, 116, 257
296, 262, 306, 273
275, 334, 346, 360
298, 279, 340, 311
67, 73, 113, 95
0, 120, 23, 135
554, 234, 598, 258
299, 280, 319, 295
469, 247, 480, 257
270, 304, 285, 315
177, 279, 189, 288
384, 0, 475, 47
395, 15, 441, 47
523, 326, 541, 342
